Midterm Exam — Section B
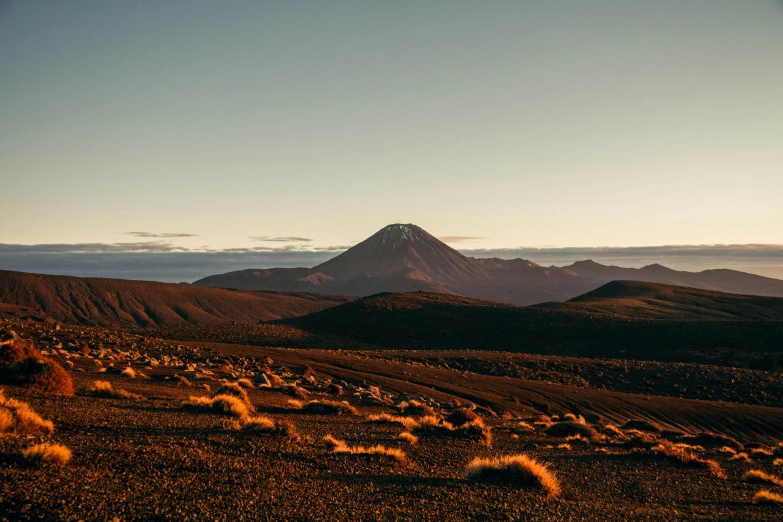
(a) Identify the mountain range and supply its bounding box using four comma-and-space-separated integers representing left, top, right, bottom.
194, 224, 783, 305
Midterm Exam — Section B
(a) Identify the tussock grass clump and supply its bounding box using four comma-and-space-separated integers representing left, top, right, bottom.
686, 431, 743, 450
636, 441, 726, 479
410, 415, 492, 446
266, 373, 285, 387
214, 382, 253, 410
302, 400, 358, 416
398, 431, 418, 445
323, 435, 406, 462
565, 434, 590, 447
182, 394, 250, 418
464, 454, 560, 497
513, 421, 536, 433
0, 390, 54, 434
622, 419, 662, 433
120, 367, 136, 378
774, 458, 782, 466
730, 452, 752, 463
237, 378, 254, 389
285, 385, 309, 399
399, 400, 435, 416
754, 489, 783, 505
545, 420, 600, 441
742, 470, 783, 488
367, 413, 417, 429
22, 443, 72, 466
86, 380, 144, 400
286, 399, 303, 410
751, 447, 774, 457
242, 416, 301, 441
0, 340, 74, 395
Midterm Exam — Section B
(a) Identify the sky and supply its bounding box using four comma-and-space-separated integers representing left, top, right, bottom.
1, 1, 782, 280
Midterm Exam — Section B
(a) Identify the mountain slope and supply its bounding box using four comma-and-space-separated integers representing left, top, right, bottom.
193, 224, 783, 304
0, 270, 352, 328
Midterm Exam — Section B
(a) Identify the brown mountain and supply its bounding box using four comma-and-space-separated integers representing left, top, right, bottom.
194, 224, 783, 305
0, 270, 352, 328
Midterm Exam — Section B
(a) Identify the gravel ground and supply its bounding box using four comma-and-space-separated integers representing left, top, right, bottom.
1, 373, 781, 522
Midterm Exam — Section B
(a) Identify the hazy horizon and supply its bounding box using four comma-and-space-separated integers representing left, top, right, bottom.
2, 1, 782, 254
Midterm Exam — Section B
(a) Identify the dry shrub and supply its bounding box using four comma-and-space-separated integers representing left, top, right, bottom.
0, 391, 54, 434
398, 431, 418, 445
182, 394, 250, 418
410, 415, 492, 446
637, 441, 726, 479
545, 420, 599, 440
87, 380, 144, 400
686, 431, 743, 450
303, 400, 358, 416
120, 367, 136, 379
513, 421, 536, 433
0, 338, 41, 368
399, 400, 435, 416
367, 413, 417, 429
213, 383, 253, 410
22, 443, 71, 466
323, 435, 406, 462
622, 419, 662, 433
0, 342, 75, 395
730, 452, 752, 463
742, 470, 783, 488
447, 408, 479, 426
465, 454, 560, 497
754, 489, 783, 505
237, 378, 254, 389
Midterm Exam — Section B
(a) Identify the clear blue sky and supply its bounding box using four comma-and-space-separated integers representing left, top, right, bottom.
2, 1, 782, 253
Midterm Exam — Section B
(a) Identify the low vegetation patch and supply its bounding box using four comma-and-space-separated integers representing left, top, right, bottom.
397, 431, 418, 445
324, 435, 406, 462
754, 489, 783, 505
182, 394, 250, 418
742, 470, 783, 488
0, 339, 73, 395
635, 441, 726, 479
302, 400, 358, 416
367, 413, 417, 429
398, 400, 435, 416
213, 382, 254, 410
0, 389, 54, 434
22, 443, 72, 466
85, 380, 144, 400
464, 454, 560, 497
410, 415, 492, 446
446, 408, 480, 426
545, 420, 600, 441
243, 416, 300, 441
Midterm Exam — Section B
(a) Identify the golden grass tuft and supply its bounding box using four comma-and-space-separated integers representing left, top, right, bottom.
286, 399, 303, 410
639, 441, 726, 479
410, 415, 492, 446
22, 443, 72, 466
730, 452, 752, 463
182, 394, 250, 418
0, 407, 13, 432
544, 420, 600, 440
750, 447, 774, 457
397, 431, 418, 445
237, 378, 254, 389
0, 392, 54, 434
513, 421, 536, 433
302, 400, 358, 416
266, 373, 285, 387
367, 413, 417, 429
323, 434, 406, 462
742, 470, 783, 488
87, 380, 144, 400
774, 458, 782, 466
120, 367, 136, 378
213, 382, 253, 410
464, 454, 560, 497
399, 400, 435, 417
754, 489, 783, 505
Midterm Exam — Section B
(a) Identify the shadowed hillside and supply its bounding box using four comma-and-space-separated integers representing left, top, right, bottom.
0, 270, 353, 328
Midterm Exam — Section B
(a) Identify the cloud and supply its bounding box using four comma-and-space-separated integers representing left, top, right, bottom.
439, 236, 486, 243
125, 232, 197, 238
0, 242, 190, 253
249, 236, 312, 243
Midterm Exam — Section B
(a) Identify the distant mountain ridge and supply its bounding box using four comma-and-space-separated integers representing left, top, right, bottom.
0, 270, 352, 328
194, 224, 783, 305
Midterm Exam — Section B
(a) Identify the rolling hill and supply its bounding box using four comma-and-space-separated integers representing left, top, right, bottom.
0, 270, 352, 328
194, 224, 783, 304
